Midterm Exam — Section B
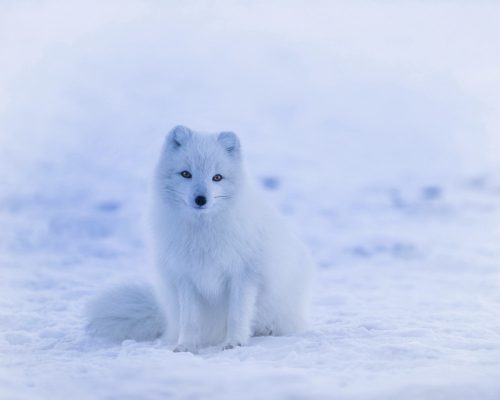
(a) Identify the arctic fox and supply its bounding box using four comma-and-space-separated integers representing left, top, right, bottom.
87, 126, 314, 352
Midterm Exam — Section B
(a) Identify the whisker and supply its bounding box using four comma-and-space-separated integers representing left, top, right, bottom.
163, 187, 183, 195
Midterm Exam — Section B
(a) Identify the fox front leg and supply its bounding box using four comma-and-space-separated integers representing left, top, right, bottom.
223, 275, 258, 350
174, 281, 202, 354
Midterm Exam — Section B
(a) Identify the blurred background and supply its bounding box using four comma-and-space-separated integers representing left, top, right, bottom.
1, 1, 500, 399
1, 0, 499, 261
2, 0, 500, 185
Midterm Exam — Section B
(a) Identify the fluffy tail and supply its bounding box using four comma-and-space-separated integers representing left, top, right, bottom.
86, 283, 165, 342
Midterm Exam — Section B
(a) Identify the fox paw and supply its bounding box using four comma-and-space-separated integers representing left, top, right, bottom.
173, 344, 198, 354
254, 327, 273, 336
222, 341, 243, 351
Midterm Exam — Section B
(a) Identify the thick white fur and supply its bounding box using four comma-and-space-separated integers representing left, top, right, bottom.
86, 283, 165, 342
86, 126, 314, 352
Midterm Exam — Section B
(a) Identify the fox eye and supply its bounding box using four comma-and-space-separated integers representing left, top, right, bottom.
180, 171, 192, 179
212, 174, 223, 182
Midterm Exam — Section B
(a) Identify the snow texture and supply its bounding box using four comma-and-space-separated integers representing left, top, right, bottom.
1, 1, 500, 399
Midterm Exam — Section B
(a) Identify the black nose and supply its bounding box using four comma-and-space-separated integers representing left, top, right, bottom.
195, 196, 207, 206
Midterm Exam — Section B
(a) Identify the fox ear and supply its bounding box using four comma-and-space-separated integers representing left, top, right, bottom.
217, 131, 240, 155
167, 125, 192, 149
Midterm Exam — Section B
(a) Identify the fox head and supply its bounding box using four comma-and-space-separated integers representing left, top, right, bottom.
155, 125, 244, 215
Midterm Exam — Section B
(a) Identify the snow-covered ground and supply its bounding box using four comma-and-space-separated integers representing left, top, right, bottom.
1, 1, 500, 399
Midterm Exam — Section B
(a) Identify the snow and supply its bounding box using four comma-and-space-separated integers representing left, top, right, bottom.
1, 1, 500, 399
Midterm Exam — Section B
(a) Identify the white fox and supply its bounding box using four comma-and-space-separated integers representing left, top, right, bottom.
87, 126, 314, 352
